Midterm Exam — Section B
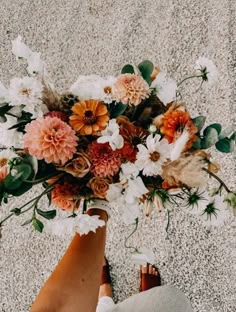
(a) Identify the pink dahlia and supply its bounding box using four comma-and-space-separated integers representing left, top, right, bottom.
112, 74, 150, 106
23, 117, 78, 165
51, 181, 80, 212
88, 141, 121, 177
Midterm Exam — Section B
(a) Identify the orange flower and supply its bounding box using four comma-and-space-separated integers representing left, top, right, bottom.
69, 100, 109, 135
89, 177, 110, 199
51, 181, 80, 212
160, 110, 198, 149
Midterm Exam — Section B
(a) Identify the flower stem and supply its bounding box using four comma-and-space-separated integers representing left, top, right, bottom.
202, 168, 231, 193
177, 75, 202, 87
124, 218, 139, 252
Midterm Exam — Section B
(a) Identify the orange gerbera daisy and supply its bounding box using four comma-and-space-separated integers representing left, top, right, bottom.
160, 110, 198, 148
69, 100, 109, 135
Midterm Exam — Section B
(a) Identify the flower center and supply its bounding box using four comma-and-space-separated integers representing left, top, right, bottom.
104, 86, 112, 94
21, 88, 32, 97
84, 110, 97, 125
0, 158, 8, 167
149, 151, 160, 162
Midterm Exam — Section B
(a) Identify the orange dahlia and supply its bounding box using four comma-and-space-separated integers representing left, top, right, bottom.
51, 181, 80, 212
160, 110, 198, 149
23, 117, 78, 165
69, 100, 109, 135
88, 141, 121, 177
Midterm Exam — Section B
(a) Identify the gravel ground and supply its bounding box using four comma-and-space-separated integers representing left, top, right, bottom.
0, 0, 235, 311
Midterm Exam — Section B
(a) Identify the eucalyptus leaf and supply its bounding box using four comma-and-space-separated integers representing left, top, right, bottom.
4, 174, 23, 190
192, 116, 206, 132
15, 163, 32, 180
192, 137, 202, 149
108, 102, 128, 118
206, 123, 222, 134
218, 126, 234, 140
215, 138, 235, 153
37, 209, 56, 220
121, 64, 135, 74
201, 127, 219, 148
230, 131, 236, 141
32, 218, 44, 233
22, 219, 33, 226
138, 60, 154, 85
10, 182, 32, 196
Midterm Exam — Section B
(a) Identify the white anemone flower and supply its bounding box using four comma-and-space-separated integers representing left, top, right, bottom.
8, 77, 43, 106
198, 194, 230, 226
120, 196, 142, 225
27, 52, 46, 77
195, 57, 219, 85
120, 162, 140, 181
106, 183, 123, 202
124, 176, 148, 204
0, 81, 9, 103
151, 72, 177, 104
135, 134, 171, 176
12, 35, 32, 59
97, 119, 124, 150
131, 247, 155, 265
0, 115, 23, 148
47, 214, 105, 236
0, 149, 18, 164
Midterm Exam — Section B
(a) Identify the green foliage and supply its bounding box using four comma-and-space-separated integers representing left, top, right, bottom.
8, 111, 32, 133
108, 102, 128, 118
121, 64, 135, 74
215, 138, 235, 153
201, 126, 219, 148
36, 208, 56, 220
4, 163, 33, 191
32, 218, 44, 233
207, 123, 221, 134
0, 116, 7, 123
192, 116, 206, 132
138, 60, 154, 85
0, 103, 11, 117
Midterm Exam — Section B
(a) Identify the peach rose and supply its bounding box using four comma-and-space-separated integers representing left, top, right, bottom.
89, 177, 110, 199
58, 152, 91, 178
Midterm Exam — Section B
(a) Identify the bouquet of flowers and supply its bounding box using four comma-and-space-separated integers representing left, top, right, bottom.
0, 36, 235, 242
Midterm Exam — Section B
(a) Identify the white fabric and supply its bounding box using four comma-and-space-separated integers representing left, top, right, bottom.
96, 296, 115, 312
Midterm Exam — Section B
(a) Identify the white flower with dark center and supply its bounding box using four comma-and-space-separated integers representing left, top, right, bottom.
135, 134, 171, 176
97, 119, 124, 150
47, 214, 105, 236
198, 195, 229, 226
0, 81, 8, 103
0, 115, 23, 148
9, 77, 43, 106
12, 35, 32, 59
131, 247, 155, 265
195, 57, 219, 85
151, 72, 177, 104
98, 76, 117, 104
27, 52, 46, 77
0, 149, 18, 164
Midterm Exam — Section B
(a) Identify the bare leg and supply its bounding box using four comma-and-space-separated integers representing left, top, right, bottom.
30, 209, 108, 312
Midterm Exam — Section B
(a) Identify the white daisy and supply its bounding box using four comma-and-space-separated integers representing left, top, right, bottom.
195, 57, 219, 85
0, 115, 23, 148
131, 247, 155, 265
47, 214, 105, 236
135, 134, 171, 176
98, 76, 117, 104
151, 72, 177, 104
97, 119, 124, 150
12, 35, 32, 59
8, 77, 43, 106
0, 148, 18, 163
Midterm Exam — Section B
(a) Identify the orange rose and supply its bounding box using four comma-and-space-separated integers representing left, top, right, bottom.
89, 177, 110, 199
58, 152, 91, 178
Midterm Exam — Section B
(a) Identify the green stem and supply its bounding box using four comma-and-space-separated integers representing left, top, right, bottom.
177, 75, 202, 87
0, 213, 14, 226
202, 168, 231, 193
124, 218, 139, 252
165, 210, 170, 233
23, 173, 59, 184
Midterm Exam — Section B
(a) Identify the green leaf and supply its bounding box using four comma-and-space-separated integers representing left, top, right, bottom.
218, 126, 234, 140
108, 102, 128, 118
201, 127, 219, 148
47, 192, 52, 206
215, 138, 235, 153
15, 163, 32, 180
37, 209, 56, 220
121, 64, 135, 74
4, 174, 23, 190
192, 137, 202, 149
138, 60, 154, 85
22, 219, 33, 226
24, 155, 38, 177
10, 182, 32, 196
230, 131, 236, 141
0, 115, 7, 123
32, 218, 44, 233
207, 123, 222, 134
192, 116, 206, 132
0, 103, 11, 116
